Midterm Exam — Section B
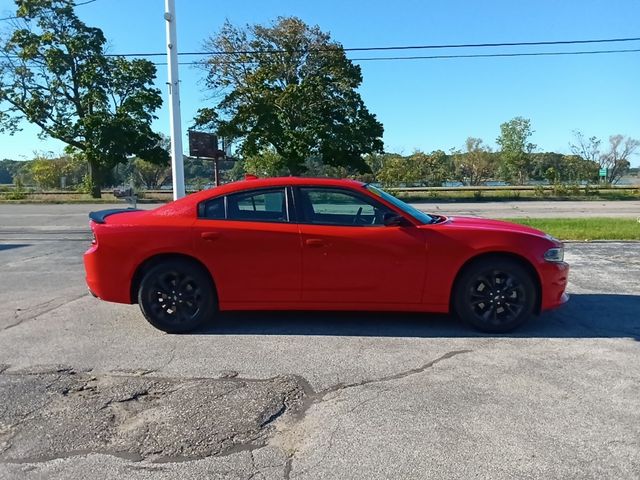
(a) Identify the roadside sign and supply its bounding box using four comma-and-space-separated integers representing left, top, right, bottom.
188, 130, 218, 158
599, 168, 607, 177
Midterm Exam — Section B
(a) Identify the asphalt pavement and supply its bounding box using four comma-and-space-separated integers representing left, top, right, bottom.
0, 203, 638, 479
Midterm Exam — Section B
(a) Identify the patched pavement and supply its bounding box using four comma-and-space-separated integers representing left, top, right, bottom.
0, 366, 304, 463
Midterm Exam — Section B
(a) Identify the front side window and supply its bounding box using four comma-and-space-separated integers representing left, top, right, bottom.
227, 188, 287, 222
299, 188, 390, 226
366, 184, 434, 224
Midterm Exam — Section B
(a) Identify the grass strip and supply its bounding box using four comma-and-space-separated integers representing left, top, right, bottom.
396, 188, 640, 202
501, 217, 640, 241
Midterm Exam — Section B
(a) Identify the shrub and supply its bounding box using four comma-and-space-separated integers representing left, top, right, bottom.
568, 184, 581, 196
5, 179, 27, 200
552, 184, 568, 197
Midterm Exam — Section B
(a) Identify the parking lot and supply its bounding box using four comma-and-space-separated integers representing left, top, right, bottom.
0, 203, 639, 479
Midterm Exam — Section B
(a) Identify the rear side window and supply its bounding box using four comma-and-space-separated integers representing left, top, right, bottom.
227, 188, 287, 222
201, 197, 225, 219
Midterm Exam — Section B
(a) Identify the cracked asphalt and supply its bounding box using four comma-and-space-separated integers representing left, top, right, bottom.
0, 203, 639, 479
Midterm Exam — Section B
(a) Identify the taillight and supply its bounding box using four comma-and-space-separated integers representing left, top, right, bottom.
91, 229, 97, 245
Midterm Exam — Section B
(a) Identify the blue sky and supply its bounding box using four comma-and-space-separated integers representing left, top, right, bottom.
1, 0, 639, 165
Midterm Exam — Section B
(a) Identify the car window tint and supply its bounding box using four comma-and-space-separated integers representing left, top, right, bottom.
202, 196, 225, 219
227, 189, 287, 222
300, 188, 388, 226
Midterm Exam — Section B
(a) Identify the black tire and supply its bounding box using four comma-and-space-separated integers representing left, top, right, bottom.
453, 258, 536, 333
138, 259, 216, 333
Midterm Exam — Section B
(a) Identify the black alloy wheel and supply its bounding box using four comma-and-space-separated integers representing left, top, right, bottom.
138, 259, 215, 333
453, 258, 536, 333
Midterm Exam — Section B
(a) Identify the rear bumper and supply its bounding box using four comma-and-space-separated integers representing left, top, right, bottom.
83, 245, 133, 304
540, 261, 570, 311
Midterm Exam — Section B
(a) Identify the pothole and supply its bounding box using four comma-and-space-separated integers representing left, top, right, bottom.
0, 367, 305, 463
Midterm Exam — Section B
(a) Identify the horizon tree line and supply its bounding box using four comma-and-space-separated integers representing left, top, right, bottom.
0, 1, 637, 195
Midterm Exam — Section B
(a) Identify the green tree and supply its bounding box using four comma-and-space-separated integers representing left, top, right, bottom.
133, 157, 171, 190
375, 150, 452, 187
0, 0, 168, 197
195, 17, 384, 175
414, 150, 453, 186
564, 155, 599, 183
530, 152, 563, 182
375, 154, 413, 187
496, 117, 536, 184
28, 154, 71, 189
530, 152, 599, 183
363, 152, 389, 179
452, 137, 496, 186
243, 149, 288, 177
0, 159, 22, 184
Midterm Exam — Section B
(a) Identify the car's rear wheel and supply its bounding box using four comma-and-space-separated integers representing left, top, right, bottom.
138, 259, 215, 333
453, 258, 536, 333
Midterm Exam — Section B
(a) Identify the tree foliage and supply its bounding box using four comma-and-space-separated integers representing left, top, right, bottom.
28, 154, 71, 188
452, 137, 496, 186
133, 157, 171, 190
195, 17, 384, 175
243, 149, 288, 177
373, 151, 453, 187
0, 159, 23, 184
530, 152, 598, 184
497, 117, 536, 184
0, 0, 168, 197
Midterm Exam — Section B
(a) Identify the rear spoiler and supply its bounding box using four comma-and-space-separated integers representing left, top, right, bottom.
89, 208, 140, 224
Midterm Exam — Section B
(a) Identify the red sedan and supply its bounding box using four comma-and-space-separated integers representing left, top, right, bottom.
84, 177, 569, 333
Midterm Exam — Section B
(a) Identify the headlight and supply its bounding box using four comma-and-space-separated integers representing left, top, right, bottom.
544, 247, 564, 262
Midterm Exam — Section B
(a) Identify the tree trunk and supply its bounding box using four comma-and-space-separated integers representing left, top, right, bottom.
88, 158, 102, 198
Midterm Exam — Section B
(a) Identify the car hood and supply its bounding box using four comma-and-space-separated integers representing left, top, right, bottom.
435, 215, 548, 238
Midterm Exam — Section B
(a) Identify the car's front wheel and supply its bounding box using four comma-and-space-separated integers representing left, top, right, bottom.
138, 259, 216, 333
453, 258, 536, 333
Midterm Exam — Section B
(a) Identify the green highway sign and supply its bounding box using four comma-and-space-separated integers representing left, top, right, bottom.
599, 168, 608, 177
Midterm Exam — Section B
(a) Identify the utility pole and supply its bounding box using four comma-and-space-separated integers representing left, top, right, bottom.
164, 0, 185, 199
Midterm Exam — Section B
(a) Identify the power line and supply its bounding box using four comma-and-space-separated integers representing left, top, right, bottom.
111, 36, 640, 58
339, 36, 640, 52
349, 47, 640, 62
8, 45, 636, 67
150, 47, 640, 66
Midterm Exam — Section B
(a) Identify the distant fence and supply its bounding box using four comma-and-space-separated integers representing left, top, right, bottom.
1, 184, 638, 201
386, 185, 639, 193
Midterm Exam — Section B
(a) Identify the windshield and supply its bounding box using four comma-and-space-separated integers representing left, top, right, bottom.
365, 185, 435, 224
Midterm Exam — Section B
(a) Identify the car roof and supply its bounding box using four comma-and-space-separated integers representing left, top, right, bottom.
153, 177, 367, 216
226, 176, 363, 191
193, 176, 364, 200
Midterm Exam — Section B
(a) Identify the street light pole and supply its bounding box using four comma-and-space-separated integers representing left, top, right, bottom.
164, 0, 185, 199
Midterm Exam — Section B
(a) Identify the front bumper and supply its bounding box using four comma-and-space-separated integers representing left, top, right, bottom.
540, 261, 570, 311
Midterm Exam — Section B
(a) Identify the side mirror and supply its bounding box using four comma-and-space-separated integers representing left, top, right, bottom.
383, 212, 410, 227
